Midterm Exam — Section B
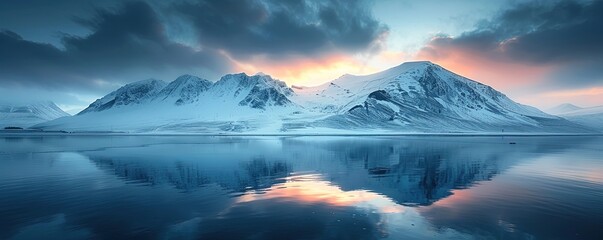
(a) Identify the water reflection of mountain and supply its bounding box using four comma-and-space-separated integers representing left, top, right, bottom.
91, 155, 290, 193
2, 136, 600, 239
76, 136, 587, 206
282, 137, 511, 206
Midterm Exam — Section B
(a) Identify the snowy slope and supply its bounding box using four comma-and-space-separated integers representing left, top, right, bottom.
0, 102, 70, 128
78, 79, 167, 114
37, 73, 300, 133
35, 62, 595, 134
155, 74, 212, 105
546, 103, 583, 115
558, 105, 603, 117
556, 105, 603, 131
292, 61, 584, 133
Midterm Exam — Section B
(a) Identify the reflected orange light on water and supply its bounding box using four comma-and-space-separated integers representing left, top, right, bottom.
235, 173, 405, 214
429, 188, 474, 208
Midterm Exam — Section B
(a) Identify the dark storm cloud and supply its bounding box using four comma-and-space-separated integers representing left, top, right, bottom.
0, 0, 388, 95
60, 2, 229, 75
174, 0, 388, 59
493, 0, 603, 63
0, 1, 231, 91
421, 0, 603, 87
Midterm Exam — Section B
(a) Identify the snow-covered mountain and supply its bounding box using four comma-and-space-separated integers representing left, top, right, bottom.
291, 61, 583, 132
78, 79, 167, 114
0, 102, 70, 128
155, 74, 212, 105
37, 73, 298, 132
35, 61, 595, 133
548, 104, 603, 131
546, 103, 583, 115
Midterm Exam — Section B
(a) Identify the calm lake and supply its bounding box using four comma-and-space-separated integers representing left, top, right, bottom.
0, 136, 602, 239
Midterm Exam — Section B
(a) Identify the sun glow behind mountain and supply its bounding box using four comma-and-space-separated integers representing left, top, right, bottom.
0, 0, 602, 113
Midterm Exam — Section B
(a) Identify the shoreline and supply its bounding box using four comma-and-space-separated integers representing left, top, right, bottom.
1, 130, 602, 137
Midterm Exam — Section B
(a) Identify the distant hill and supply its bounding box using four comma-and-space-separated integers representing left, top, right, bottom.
0, 102, 70, 128
546, 103, 583, 115
548, 103, 603, 131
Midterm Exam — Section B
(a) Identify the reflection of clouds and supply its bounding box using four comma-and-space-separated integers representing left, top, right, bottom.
429, 188, 475, 208
218, 172, 473, 239
2, 136, 600, 239
21, 136, 558, 239
234, 173, 405, 214
283, 138, 513, 206
419, 147, 603, 240
512, 155, 603, 184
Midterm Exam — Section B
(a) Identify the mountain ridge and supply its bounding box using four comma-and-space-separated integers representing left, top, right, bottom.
34, 61, 596, 133
548, 103, 603, 131
292, 61, 573, 132
0, 101, 70, 128
546, 103, 583, 115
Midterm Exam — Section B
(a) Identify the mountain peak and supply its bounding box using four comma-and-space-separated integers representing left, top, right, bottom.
158, 75, 213, 105
169, 74, 211, 87
225, 72, 251, 78
402, 60, 434, 65
174, 74, 201, 82
557, 103, 581, 109
78, 78, 167, 114
546, 103, 583, 115
392, 60, 437, 69
1, 101, 69, 128
127, 78, 165, 86
44, 60, 595, 134
367, 61, 440, 78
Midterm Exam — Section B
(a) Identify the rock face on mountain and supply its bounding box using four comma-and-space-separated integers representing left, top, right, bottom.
0, 102, 70, 128
35, 62, 596, 133
213, 73, 293, 110
156, 75, 213, 105
294, 61, 582, 132
79, 79, 167, 114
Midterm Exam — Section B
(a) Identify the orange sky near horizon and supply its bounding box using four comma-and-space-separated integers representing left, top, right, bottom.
228, 46, 603, 109
229, 51, 409, 87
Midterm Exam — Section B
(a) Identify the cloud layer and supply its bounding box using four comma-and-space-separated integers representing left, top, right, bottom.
1, 0, 602, 109
175, 0, 387, 59
0, 0, 387, 96
419, 0, 603, 89
0, 1, 232, 93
